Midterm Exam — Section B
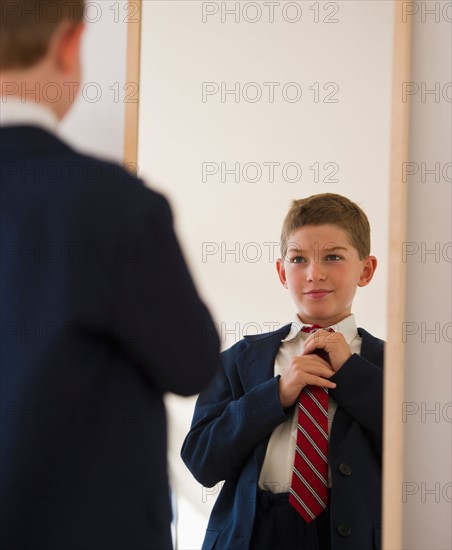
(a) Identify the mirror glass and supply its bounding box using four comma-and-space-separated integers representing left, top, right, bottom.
137, 1, 393, 546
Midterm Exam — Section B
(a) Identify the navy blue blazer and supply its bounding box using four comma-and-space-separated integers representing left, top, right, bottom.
0, 126, 220, 550
182, 324, 384, 550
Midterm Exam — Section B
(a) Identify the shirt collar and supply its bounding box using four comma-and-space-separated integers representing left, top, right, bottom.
281, 313, 358, 346
0, 96, 58, 133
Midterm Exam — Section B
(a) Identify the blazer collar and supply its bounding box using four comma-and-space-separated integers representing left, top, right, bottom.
236, 325, 384, 393
0, 125, 74, 156
358, 327, 385, 368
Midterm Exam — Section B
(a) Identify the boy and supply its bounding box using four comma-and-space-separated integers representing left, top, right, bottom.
0, 1, 219, 549
182, 193, 383, 550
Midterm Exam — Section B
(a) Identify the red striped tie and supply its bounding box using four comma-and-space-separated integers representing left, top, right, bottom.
289, 324, 334, 523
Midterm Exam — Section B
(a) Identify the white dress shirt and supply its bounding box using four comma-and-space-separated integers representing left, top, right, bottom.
258, 313, 362, 492
0, 96, 58, 132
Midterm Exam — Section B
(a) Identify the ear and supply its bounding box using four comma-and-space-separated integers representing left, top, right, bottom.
276, 258, 288, 288
358, 255, 377, 287
54, 21, 85, 73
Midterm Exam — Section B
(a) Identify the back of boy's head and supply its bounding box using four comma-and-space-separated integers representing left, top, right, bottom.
280, 193, 371, 260
0, 0, 85, 71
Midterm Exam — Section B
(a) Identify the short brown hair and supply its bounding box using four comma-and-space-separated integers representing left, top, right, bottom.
280, 193, 371, 260
0, 0, 85, 70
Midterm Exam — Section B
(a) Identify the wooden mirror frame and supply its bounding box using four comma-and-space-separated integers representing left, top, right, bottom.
123, 3, 412, 548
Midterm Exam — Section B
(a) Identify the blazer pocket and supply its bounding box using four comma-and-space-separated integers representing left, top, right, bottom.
373, 525, 381, 550
202, 528, 221, 550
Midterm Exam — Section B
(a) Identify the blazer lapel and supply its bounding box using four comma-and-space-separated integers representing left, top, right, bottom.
234, 324, 292, 477
236, 324, 292, 394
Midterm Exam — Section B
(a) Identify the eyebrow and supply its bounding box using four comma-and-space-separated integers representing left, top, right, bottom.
286, 245, 348, 253
324, 246, 348, 252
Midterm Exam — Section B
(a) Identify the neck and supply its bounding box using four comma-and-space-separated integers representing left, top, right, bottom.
296, 313, 352, 327
0, 72, 66, 121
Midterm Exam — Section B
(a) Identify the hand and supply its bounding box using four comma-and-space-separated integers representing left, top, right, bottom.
302, 330, 352, 373
278, 354, 336, 409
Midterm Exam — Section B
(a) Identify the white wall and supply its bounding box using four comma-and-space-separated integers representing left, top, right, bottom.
59, 0, 129, 162
402, 3, 452, 548
138, 2, 392, 547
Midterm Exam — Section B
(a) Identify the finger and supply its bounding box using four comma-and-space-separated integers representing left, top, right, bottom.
302, 339, 327, 355
291, 362, 335, 378
285, 365, 334, 381
304, 375, 337, 389
291, 356, 332, 371
296, 352, 331, 366
305, 365, 336, 378
304, 330, 341, 347
304, 329, 329, 343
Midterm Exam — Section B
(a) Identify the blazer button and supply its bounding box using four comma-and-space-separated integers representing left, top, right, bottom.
337, 523, 352, 537
339, 462, 352, 476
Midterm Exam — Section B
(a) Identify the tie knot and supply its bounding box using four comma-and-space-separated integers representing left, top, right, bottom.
301, 324, 335, 333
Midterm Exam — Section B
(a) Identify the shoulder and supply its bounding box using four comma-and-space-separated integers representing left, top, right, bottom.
358, 327, 385, 348
70, 151, 166, 205
57, 149, 173, 229
357, 327, 385, 368
2, 126, 170, 215
2, 126, 172, 231
93, 159, 170, 219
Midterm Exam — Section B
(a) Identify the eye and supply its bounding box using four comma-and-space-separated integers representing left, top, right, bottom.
324, 254, 342, 262
287, 255, 306, 264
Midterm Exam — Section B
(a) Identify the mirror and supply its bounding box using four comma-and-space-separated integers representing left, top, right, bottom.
133, 1, 395, 546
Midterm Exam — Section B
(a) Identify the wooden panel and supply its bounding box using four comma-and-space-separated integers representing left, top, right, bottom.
123, 0, 142, 170
382, 3, 412, 549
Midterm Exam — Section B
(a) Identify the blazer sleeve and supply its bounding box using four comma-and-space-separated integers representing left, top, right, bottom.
329, 353, 383, 453
181, 342, 290, 487
110, 181, 220, 397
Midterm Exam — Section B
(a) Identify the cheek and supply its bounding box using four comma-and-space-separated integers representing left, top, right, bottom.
287, 274, 303, 292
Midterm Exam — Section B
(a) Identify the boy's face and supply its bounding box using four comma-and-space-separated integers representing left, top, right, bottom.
276, 224, 377, 327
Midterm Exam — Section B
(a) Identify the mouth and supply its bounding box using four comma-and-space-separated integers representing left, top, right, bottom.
304, 290, 333, 299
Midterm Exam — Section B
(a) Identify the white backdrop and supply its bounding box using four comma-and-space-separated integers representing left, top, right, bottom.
138, 1, 392, 547
59, 0, 129, 162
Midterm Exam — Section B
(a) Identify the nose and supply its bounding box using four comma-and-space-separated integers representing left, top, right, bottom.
306, 260, 326, 282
